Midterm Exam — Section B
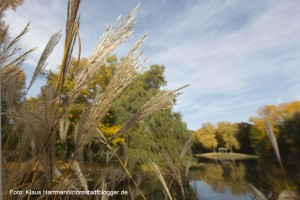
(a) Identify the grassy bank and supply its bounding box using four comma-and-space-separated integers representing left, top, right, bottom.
194, 152, 258, 160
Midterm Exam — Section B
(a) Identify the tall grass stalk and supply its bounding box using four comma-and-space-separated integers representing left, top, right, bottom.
249, 184, 268, 200
264, 120, 281, 164
265, 120, 299, 199
149, 160, 173, 200
160, 151, 186, 200
96, 128, 147, 200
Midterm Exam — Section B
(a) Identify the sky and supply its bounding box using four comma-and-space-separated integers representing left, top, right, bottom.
4, 0, 300, 130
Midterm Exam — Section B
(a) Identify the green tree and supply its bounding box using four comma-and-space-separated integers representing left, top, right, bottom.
249, 125, 272, 156
235, 122, 255, 154
112, 64, 190, 164
45, 57, 190, 165
278, 112, 300, 158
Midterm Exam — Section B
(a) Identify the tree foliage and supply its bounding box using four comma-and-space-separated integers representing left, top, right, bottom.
277, 112, 300, 158
43, 56, 190, 165
250, 101, 300, 137
192, 101, 300, 157
249, 101, 300, 157
217, 122, 240, 152
235, 123, 255, 154
193, 123, 218, 152
112, 64, 190, 164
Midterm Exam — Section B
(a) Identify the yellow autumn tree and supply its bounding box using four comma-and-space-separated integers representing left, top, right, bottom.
193, 123, 218, 152
250, 101, 300, 137
217, 122, 240, 152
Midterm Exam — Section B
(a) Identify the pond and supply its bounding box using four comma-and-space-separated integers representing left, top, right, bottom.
189, 158, 300, 200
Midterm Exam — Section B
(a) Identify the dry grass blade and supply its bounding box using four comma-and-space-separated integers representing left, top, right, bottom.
113, 152, 147, 200
107, 85, 188, 145
180, 137, 193, 160
249, 184, 268, 200
0, 22, 30, 64
72, 160, 88, 191
95, 130, 147, 200
264, 120, 281, 163
0, 24, 8, 43
185, 160, 191, 178
0, 22, 35, 86
27, 31, 61, 93
265, 120, 295, 198
0, 48, 34, 88
59, 114, 70, 142
160, 151, 186, 199
56, 0, 81, 94
149, 160, 173, 200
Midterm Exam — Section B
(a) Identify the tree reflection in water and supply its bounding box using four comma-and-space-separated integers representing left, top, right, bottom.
190, 162, 249, 196
189, 159, 300, 200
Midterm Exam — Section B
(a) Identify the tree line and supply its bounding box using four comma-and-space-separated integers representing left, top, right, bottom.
2, 55, 191, 166
192, 101, 300, 159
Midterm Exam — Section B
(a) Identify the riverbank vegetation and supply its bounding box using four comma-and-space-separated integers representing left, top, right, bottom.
192, 101, 300, 161
194, 152, 258, 160
192, 101, 300, 199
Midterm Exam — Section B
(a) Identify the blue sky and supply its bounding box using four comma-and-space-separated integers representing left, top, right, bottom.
4, 0, 300, 130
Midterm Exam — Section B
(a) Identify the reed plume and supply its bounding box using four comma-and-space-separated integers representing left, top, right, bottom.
66, 5, 140, 106
76, 34, 146, 153
1, 2, 190, 199
27, 31, 61, 94
0, 22, 34, 88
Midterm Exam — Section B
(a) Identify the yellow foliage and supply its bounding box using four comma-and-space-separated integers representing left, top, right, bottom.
193, 123, 218, 150
112, 137, 125, 146
250, 101, 300, 137
217, 122, 240, 151
97, 123, 124, 146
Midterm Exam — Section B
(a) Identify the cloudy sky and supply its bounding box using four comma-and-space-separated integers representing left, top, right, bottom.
5, 0, 300, 130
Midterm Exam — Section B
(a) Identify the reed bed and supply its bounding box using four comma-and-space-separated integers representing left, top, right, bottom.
1, 1, 190, 199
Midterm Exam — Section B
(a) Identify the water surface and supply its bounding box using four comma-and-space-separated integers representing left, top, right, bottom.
189, 158, 300, 200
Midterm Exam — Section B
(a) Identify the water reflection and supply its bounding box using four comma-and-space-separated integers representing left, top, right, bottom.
189, 159, 300, 200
